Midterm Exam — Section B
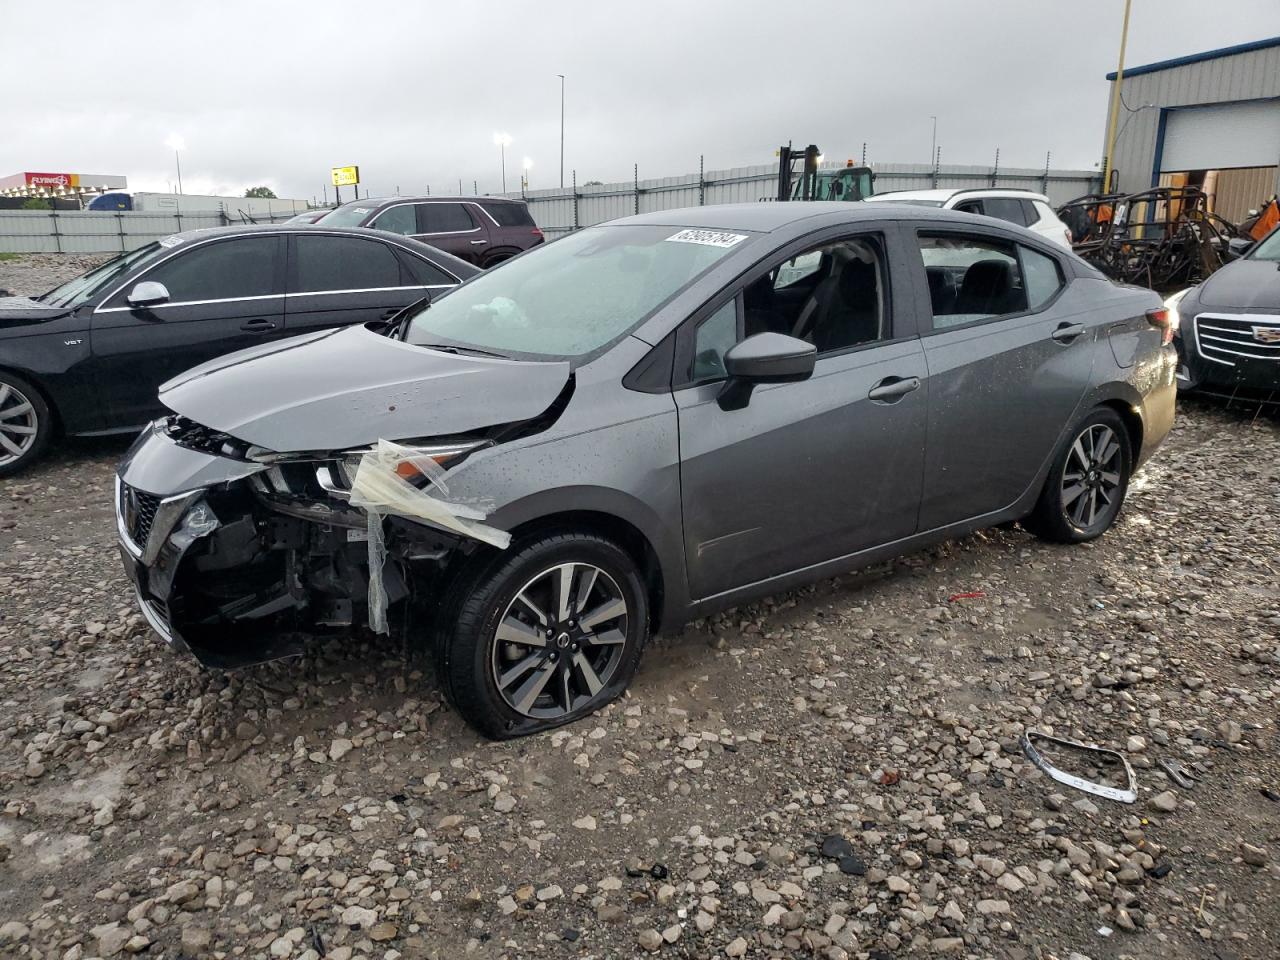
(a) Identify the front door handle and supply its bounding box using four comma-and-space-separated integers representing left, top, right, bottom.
868, 375, 921, 402
1051, 322, 1086, 343
470, 239, 488, 245
240, 318, 277, 333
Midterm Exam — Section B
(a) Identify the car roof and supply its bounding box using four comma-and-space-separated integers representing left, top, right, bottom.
339, 195, 526, 208
867, 188, 1050, 203
155, 223, 480, 274
605, 201, 1003, 232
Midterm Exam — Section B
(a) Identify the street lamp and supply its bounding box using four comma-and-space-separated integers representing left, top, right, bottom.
165, 133, 185, 195
557, 74, 565, 189
493, 131, 512, 193
522, 156, 533, 193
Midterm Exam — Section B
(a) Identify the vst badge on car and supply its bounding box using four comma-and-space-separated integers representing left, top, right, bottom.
1252, 325, 1280, 344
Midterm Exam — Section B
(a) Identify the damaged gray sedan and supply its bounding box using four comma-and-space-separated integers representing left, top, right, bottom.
117, 202, 1176, 737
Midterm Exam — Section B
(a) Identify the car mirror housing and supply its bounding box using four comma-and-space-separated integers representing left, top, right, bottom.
719, 332, 816, 410
127, 281, 171, 308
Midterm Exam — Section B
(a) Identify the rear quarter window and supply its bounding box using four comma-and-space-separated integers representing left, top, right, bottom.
481, 202, 535, 227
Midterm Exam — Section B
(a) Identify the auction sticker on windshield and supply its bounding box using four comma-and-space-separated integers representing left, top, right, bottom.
158, 235, 184, 248
664, 229, 748, 248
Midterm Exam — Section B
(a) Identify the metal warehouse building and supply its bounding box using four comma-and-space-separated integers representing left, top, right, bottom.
1103, 36, 1280, 221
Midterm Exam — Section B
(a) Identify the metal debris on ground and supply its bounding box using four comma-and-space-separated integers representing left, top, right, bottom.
1158, 757, 1198, 790
1021, 730, 1138, 804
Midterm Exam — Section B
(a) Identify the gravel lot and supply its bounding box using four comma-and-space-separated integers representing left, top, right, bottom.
1, 254, 1277, 960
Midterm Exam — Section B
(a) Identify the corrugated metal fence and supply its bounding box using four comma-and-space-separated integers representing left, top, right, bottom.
0, 159, 1103, 252
512, 160, 1104, 238
0, 209, 302, 254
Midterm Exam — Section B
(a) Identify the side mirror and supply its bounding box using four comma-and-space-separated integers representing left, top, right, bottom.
719, 332, 815, 410
127, 280, 170, 308
1226, 237, 1255, 260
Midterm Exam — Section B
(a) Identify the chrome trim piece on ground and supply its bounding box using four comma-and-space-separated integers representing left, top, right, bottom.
1021, 730, 1137, 804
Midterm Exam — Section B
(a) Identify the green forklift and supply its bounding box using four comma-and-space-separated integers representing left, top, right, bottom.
776, 143, 875, 202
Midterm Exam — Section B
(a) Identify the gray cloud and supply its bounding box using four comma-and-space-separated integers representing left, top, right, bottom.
2, 0, 1277, 201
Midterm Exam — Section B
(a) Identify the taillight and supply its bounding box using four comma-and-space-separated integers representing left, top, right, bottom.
532, 227, 544, 239
1146, 307, 1173, 345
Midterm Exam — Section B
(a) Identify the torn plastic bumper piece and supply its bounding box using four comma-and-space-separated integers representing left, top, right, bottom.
347, 439, 511, 634
1021, 730, 1138, 804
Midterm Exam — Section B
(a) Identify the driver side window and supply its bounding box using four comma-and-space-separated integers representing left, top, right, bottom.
685, 234, 889, 384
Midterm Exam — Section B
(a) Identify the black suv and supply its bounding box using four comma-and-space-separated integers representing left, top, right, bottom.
317, 197, 544, 267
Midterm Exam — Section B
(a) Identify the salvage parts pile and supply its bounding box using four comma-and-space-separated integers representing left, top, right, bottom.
1057, 185, 1248, 291
117, 424, 513, 669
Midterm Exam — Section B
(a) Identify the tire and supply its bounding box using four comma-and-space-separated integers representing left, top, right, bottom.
482, 254, 513, 269
437, 533, 650, 739
1025, 407, 1133, 544
0, 372, 54, 478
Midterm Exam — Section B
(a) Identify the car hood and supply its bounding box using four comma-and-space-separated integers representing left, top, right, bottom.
159, 325, 571, 452
1196, 259, 1280, 311
0, 295, 73, 326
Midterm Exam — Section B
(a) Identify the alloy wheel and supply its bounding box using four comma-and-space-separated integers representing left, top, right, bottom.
1060, 423, 1123, 531
0, 381, 39, 467
490, 561, 629, 720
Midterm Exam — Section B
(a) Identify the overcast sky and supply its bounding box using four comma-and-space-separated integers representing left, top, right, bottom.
3, 0, 1277, 202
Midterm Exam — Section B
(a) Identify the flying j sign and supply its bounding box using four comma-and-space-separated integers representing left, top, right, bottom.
331, 166, 360, 187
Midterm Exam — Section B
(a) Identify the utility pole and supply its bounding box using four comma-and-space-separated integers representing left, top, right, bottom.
558, 74, 566, 189
929, 116, 937, 170
1102, 0, 1133, 194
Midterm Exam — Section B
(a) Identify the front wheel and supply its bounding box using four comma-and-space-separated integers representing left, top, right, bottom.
438, 533, 649, 739
0, 372, 53, 478
1025, 408, 1133, 544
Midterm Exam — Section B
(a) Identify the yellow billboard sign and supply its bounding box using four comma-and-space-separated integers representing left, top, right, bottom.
330, 165, 360, 187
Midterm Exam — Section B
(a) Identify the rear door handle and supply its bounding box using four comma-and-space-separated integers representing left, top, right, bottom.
1051, 322, 1086, 343
868, 376, 921, 402
240, 318, 277, 333
470, 239, 488, 245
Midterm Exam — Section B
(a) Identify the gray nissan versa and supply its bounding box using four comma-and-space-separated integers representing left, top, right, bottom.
115, 202, 1176, 737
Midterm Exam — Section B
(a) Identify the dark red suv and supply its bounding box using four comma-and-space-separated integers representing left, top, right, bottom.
317, 197, 543, 268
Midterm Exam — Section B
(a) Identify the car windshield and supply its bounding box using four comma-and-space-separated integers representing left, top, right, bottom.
1251, 227, 1280, 261
41, 241, 169, 308
404, 224, 751, 359
315, 202, 376, 228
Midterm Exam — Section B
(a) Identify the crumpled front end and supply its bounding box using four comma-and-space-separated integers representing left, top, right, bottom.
115, 419, 488, 669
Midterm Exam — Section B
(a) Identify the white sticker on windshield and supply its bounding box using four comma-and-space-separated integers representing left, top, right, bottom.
352, 207, 370, 215
158, 235, 184, 248
664, 229, 747, 248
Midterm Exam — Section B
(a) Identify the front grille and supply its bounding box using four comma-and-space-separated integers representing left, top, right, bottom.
1194, 313, 1280, 366
123, 484, 162, 550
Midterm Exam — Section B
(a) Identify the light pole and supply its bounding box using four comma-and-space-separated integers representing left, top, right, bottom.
929, 116, 937, 169
557, 74, 565, 189
522, 156, 533, 195
165, 133, 185, 194
493, 131, 512, 193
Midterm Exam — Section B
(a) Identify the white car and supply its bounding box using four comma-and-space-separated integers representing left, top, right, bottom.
865, 188, 1073, 249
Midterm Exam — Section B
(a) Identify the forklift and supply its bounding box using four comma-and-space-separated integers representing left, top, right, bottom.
775, 143, 875, 202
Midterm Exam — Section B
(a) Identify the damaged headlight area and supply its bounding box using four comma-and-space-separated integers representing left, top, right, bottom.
119, 424, 509, 669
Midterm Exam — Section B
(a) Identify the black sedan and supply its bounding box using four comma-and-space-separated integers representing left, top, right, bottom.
0, 225, 477, 475
1170, 224, 1280, 400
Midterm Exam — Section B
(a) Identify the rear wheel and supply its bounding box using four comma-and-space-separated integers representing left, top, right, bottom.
0, 372, 53, 478
1025, 407, 1132, 544
438, 533, 649, 738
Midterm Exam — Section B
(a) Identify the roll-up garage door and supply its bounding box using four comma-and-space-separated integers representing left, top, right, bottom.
1159, 99, 1280, 172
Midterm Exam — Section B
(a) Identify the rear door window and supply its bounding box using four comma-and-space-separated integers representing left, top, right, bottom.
417, 203, 476, 234
1019, 246, 1064, 309
916, 234, 1029, 329
139, 236, 282, 303
291, 234, 403, 293
396, 250, 455, 286
370, 204, 417, 235
981, 197, 1029, 226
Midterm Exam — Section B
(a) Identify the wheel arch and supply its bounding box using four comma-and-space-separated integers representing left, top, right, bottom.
0, 363, 61, 435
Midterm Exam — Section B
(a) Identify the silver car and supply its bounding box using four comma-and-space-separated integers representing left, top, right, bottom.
115, 203, 1177, 737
